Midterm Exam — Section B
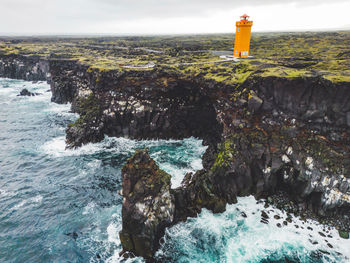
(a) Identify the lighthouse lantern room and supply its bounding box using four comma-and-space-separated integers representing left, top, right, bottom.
233, 14, 253, 58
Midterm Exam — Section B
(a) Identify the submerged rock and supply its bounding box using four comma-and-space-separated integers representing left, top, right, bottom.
241, 211, 247, 218
119, 149, 175, 261
17, 88, 40, 96
261, 211, 269, 219
65, 232, 78, 240
318, 232, 326, 237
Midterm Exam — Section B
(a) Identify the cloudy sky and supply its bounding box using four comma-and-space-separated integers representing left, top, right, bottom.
1, 0, 350, 35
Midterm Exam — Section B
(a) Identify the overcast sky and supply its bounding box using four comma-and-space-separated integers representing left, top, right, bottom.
1, 0, 350, 35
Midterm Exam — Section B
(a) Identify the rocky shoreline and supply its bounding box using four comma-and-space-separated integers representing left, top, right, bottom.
1, 53, 350, 261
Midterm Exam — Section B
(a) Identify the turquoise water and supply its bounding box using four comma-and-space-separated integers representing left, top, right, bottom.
0, 78, 349, 263
157, 196, 350, 263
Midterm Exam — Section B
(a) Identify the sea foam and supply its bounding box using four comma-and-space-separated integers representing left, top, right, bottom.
157, 196, 350, 262
40, 136, 206, 189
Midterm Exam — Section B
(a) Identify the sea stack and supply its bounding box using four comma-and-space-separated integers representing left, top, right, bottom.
119, 149, 175, 260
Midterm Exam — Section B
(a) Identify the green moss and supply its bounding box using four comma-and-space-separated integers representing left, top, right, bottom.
258, 66, 311, 79
300, 134, 345, 174
235, 63, 255, 84
338, 230, 349, 239
69, 93, 101, 129
213, 138, 236, 169
158, 170, 171, 186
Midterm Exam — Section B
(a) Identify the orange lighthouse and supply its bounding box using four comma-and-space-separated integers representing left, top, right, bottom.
234, 14, 253, 58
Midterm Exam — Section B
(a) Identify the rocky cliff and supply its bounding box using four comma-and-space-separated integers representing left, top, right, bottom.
0, 54, 50, 82
244, 76, 350, 128
65, 68, 224, 148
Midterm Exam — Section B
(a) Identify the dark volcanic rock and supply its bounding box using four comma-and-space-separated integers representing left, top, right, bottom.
242, 75, 350, 127
327, 243, 334, 248
261, 218, 269, 224
65, 232, 78, 240
17, 88, 39, 96
319, 232, 326, 237
65, 93, 104, 148
49, 60, 89, 105
248, 92, 263, 111
119, 150, 174, 261
63, 69, 223, 148
0, 55, 50, 82
261, 211, 269, 219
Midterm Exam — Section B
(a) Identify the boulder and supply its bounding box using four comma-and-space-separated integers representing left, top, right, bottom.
17, 88, 39, 96
338, 230, 349, 239
248, 94, 263, 111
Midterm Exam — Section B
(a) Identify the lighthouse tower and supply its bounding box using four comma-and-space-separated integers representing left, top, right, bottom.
233, 14, 253, 58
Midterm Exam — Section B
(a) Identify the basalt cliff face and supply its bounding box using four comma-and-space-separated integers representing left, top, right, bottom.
1, 54, 350, 260
0, 54, 50, 82
244, 76, 350, 128
64, 68, 224, 148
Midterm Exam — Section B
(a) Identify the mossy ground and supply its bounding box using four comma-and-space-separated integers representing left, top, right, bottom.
1, 31, 349, 83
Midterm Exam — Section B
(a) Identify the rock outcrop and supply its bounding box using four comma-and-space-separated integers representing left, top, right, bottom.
65, 68, 223, 148
17, 88, 40, 96
0, 54, 50, 82
243, 76, 350, 128
49, 59, 90, 105
119, 149, 174, 260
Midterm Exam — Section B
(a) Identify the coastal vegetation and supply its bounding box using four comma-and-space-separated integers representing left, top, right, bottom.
1, 31, 349, 83
68, 93, 101, 130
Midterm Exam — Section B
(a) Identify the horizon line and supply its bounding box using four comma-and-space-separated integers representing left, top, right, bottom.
0, 26, 349, 38
1, 29, 349, 38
